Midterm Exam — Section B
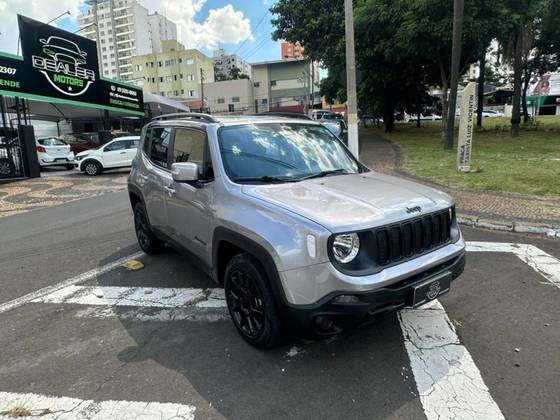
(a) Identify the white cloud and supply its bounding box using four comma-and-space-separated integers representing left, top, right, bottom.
0, 0, 83, 54
140, 0, 252, 50
0, 0, 253, 54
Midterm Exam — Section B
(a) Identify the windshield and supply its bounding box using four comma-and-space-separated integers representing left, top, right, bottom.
218, 123, 361, 183
38, 138, 67, 146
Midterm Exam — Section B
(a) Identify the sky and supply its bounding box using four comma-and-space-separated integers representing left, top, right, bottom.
0, 0, 282, 63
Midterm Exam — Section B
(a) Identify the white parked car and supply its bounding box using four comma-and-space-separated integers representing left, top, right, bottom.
36, 137, 75, 169
75, 136, 140, 176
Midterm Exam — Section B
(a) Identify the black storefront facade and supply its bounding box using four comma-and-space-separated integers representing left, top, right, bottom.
0, 15, 145, 179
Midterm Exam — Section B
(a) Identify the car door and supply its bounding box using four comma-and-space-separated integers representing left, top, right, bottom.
165, 127, 214, 264
124, 138, 140, 164
102, 140, 129, 168
141, 126, 173, 232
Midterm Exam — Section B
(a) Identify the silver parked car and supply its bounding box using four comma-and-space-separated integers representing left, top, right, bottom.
128, 113, 466, 347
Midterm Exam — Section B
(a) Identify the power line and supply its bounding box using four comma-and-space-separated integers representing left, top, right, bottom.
234, 9, 270, 56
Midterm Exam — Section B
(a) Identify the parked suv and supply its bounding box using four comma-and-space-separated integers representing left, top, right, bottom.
128, 113, 466, 347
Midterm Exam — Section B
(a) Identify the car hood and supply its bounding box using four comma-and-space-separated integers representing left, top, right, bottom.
242, 172, 454, 233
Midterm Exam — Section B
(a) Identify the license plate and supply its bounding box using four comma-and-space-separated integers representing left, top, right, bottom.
55, 158, 67, 162
412, 271, 452, 307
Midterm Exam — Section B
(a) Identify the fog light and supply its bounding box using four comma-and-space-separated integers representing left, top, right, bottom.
314, 316, 334, 332
332, 294, 360, 304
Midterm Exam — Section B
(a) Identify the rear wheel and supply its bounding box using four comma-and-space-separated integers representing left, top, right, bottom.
133, 202, 164, 254
224, 254, 283, 348
84, 161, 102, 176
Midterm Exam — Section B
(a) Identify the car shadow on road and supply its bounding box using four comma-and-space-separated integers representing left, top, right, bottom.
93, 248, 425, 419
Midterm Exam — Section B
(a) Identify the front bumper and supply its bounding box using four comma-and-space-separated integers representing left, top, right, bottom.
281, 251, 466, 336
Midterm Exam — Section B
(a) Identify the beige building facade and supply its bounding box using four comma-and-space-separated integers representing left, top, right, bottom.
205, 79, 255, 114
132, 40, 214, 102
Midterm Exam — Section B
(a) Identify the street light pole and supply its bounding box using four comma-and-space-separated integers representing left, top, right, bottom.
344, 0, 359, 158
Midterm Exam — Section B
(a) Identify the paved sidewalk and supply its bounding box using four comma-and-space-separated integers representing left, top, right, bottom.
360, 129, 560, 236
0, 172, 128, 217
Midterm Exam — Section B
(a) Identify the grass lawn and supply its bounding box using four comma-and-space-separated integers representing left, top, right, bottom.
384, 116, 560, 197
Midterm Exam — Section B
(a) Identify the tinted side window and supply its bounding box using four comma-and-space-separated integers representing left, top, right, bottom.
126, 139, 139, 149
105, 141, 127, 151
172, 128, 213, 180
150, 127, 171, 168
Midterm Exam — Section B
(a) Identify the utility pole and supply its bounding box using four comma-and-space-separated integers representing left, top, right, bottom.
443, 0, 464, 150
200, 68, 205, 112
344, 0, 359, 158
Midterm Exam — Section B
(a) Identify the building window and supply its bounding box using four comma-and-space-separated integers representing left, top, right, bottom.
232, 97, 240, 103
180, 74, 183, 79
102, 47, 107, 52
173, 74, 178, 81
173, 90, 179, 97
254, 82, 260, 87
228, 104, 234, 112
158, 61, 162, 67
181, 89, 185, 94
160, 91, 165, 96
159, 77, 164, 82
178, 58, 182, 63
217, 98, 225, 104
187, 74, 194, 81
167, 91, 173, 97
262, 98, 268, 104
186, 59, 194, 65
165, 76, 172, 82
189, 90, 196, 97
270, 80, 277, 86
135, 64, 142, 71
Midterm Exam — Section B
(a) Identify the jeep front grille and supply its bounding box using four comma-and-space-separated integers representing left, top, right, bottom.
374, 209, 453, 266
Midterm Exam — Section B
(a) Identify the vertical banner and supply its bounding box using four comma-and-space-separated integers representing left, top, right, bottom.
457, 82, 476, 172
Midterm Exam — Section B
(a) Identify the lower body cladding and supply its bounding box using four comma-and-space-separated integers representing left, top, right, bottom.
278, 241, 466, 336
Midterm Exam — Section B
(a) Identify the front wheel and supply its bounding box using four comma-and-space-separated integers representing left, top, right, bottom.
224, 254, 284, 348
83, 161, 102, 176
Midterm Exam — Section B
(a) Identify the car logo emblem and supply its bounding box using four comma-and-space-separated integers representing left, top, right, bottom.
426, 281, 441, 300
406, 206, 422, 214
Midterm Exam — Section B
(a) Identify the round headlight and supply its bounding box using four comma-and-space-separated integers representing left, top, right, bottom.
332, 233, 360, 263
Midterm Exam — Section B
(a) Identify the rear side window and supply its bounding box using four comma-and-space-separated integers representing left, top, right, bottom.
149, 127, 171, 168
38, 138, 66, 146
126, 139, 139, 149
104, 140, 127, 151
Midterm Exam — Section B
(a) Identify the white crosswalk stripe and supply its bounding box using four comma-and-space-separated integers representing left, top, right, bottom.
0, 391, 196, 419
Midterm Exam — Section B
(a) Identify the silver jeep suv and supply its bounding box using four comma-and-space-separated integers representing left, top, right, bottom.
128, 113, 466, 347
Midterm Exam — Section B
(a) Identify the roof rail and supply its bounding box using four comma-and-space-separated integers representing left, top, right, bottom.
151, 112, 218, 123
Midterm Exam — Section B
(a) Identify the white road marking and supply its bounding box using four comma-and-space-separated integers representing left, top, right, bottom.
467, 241, 560, 288
32, 285, 226, 308
0, 391, 195, 419
0, 252, 145, 315
399, 300, 505, 420
74, 305, 229, 322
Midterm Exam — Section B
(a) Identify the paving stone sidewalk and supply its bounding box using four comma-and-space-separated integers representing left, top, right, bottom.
359, 129, 560, 237
0, 172, 128, 217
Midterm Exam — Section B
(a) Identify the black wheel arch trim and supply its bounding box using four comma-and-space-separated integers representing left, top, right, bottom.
212, 227, 289, 307
81, 159, 102, 172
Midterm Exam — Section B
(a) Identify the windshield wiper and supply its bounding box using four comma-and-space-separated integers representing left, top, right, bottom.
297, 169, 349, 181
231, 175, 298, 184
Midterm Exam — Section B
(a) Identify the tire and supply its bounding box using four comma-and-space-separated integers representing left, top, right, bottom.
133, 202, 164, 254
83, 161, 102, 176
0, 158, 15, 178
65, 164, 75, 170
224, 253, 284, 348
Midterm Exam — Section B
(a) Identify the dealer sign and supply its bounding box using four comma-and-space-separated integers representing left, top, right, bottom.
0, 15, 143, 116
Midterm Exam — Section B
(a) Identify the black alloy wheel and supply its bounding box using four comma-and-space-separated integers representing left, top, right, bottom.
133, 203, 163, 254
227, 268, 266, 339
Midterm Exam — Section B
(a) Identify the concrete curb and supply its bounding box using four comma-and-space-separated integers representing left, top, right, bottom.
457, 213, 560, 239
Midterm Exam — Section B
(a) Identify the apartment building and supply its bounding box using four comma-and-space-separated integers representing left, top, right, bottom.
77, 0, 177, 81
252, 59, 320, 113
281, 42, 305, 61
213, 48, 251, 79
132, 40, 215, 102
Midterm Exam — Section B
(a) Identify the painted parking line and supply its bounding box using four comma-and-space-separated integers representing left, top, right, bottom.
0, 251, 145, 315
399, 301, 504, 420
467, 242, 560, 288
0, 391, 195, 419
32, 285, 226, 308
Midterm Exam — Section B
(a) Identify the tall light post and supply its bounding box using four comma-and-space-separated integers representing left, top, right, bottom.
344, 0, 359, 158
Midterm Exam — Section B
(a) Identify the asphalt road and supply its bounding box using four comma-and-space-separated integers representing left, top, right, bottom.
0, 190, 558, 419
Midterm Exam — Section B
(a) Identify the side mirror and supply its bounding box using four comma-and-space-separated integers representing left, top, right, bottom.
171, 162, 198, 182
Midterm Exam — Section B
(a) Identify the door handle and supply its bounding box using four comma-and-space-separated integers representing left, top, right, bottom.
120, 151, 127, 154
164, 186, 176, 197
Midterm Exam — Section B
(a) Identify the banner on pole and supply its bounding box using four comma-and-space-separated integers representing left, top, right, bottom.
457, 82, 476, 172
